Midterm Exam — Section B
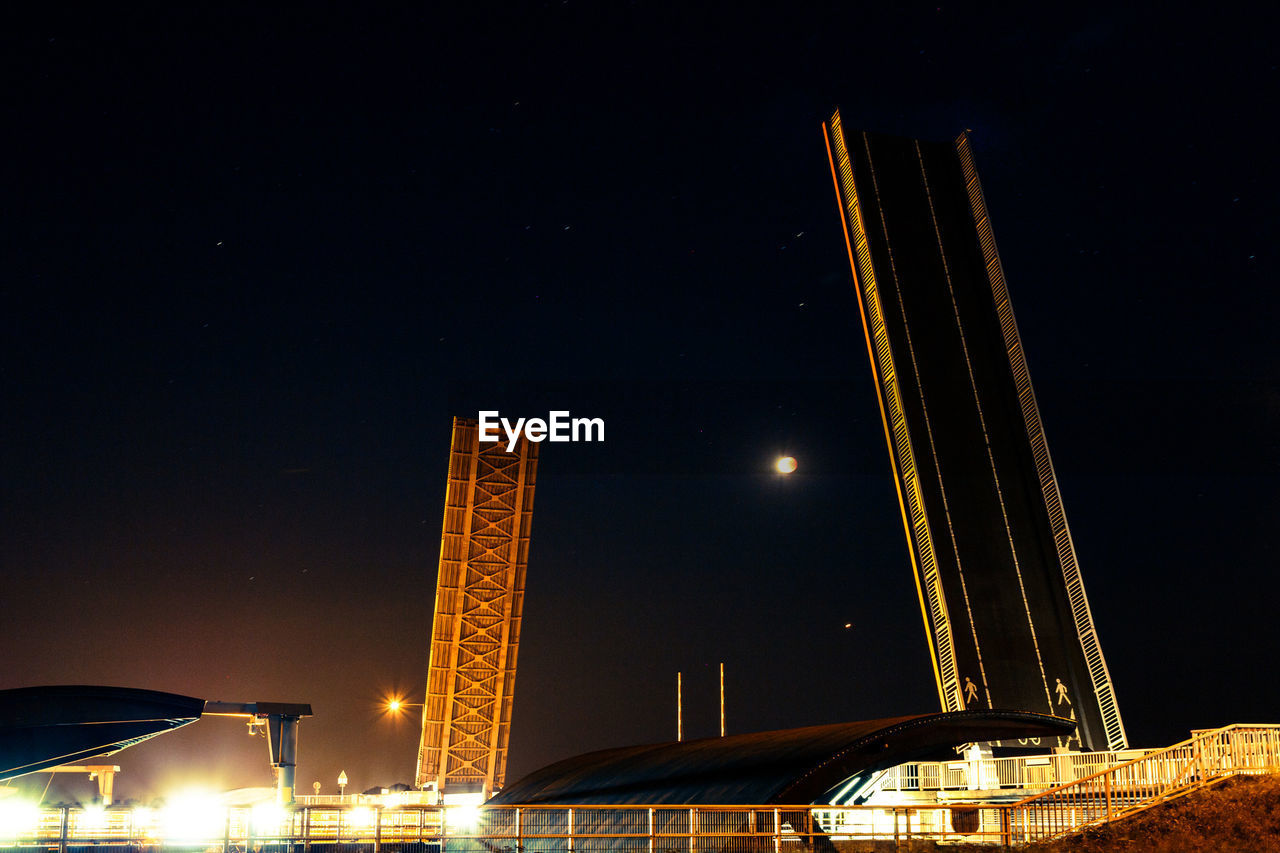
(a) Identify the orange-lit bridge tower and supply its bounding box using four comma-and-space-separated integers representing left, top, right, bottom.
416, 417, 538, 799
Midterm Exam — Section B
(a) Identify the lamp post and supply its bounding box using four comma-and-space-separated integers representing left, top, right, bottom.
386, 697, 425, 714
338, 771, 348, 799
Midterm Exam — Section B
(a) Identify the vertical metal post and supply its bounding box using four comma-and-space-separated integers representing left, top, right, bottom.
223, 808, 233, 853
303, 805, 311, 853
1104, 774, 1113, 821
57, 805, 68, 853
773, 808, 781, 853
719, 663, 725, 737
517, 807, 523, 853
689, 807, 696, 853
677, 673, 683, 742
374, 805, 382, 853
648, 808, 655, 853
568, 807, 575, 853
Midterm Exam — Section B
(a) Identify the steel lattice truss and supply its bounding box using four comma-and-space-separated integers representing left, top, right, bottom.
416, 418, 538, 796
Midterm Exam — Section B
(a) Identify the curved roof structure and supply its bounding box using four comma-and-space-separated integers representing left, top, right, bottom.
0, 685, 205, 780
492, 710, 1072, 805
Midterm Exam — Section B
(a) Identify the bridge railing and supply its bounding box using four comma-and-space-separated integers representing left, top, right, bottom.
875, 746, 1157, 793
1004, 723, 1280, 843
0, 802, 1015, 850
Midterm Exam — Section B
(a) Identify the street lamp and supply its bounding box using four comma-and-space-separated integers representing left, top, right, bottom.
384, 695, 425, 715
338, 771, 348, 798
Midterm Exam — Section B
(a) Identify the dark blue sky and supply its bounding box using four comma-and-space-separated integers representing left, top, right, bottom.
2, 4, 1276, 800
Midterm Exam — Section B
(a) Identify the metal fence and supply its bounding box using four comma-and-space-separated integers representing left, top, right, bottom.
0, 802, 1011, 851
875, 747, 1157, 793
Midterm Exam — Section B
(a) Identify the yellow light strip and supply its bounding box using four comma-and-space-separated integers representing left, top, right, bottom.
824, 112, 961, 712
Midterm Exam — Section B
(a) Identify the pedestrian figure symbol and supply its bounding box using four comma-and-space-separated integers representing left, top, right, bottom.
964, 677, 978, 705
1055, 678, 1071, 706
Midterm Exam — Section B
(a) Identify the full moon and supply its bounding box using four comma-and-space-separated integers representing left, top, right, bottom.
775, 456, 798, 474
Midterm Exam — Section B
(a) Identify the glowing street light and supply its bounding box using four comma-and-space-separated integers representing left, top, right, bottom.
384, 694, 425, 716
775, 456, 798, 474
338, 771, 348, 798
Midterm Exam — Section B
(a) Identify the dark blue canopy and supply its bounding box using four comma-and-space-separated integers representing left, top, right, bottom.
0, 685, 204, 780
492, 710, 1073, 805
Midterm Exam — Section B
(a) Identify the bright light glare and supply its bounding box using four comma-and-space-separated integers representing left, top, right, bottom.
0, 800, 40, 839
159, 792, 224, 841
446, 803, 482, 830
388, 699, 402, 712
251, 802, 287, 832
349, 806, 377, 828
78, 804, 107, 830
775, 456, 798, 474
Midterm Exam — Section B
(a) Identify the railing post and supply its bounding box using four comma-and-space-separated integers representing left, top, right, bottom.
303, 805, 311, 853
517, 806, 523, 853
374, 804, 382, 853
223, 807, 233, 853
1103, 773, 1113, 821
568, 807, 575, 853
773, 808, 781, 853
647, 807, 654, 853
57, 805, 68, 853
689, 807, 697, 853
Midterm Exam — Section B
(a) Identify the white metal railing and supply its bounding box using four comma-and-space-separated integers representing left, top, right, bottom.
874, 747, 1157, 793
0, 802, 1011, 849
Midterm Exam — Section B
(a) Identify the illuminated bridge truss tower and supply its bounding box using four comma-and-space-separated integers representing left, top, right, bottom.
416, 417, 538, 797
823, 110, 1127, 752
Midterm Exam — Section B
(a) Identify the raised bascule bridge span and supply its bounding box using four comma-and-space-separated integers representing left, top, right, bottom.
822, 109, 1125, 754
415, 416, 539, 802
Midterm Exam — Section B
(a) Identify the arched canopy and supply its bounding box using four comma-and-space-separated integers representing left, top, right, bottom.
0, 685, 205, 780
492, 710, 1073, 805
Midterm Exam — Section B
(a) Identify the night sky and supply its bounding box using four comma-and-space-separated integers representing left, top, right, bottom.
3, 5, 1276, 802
